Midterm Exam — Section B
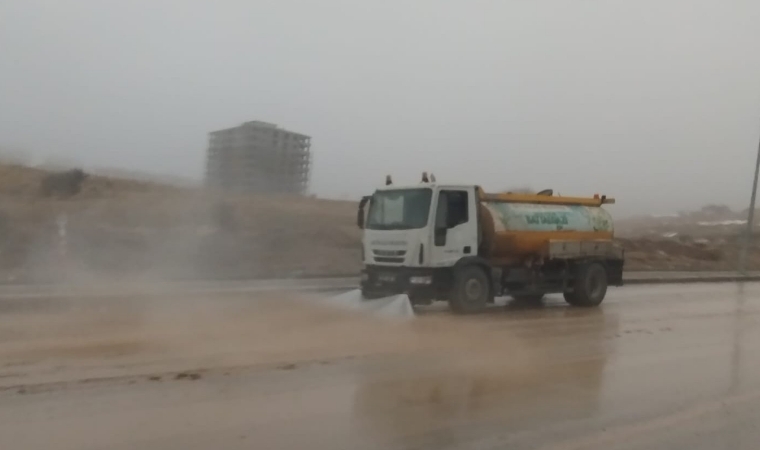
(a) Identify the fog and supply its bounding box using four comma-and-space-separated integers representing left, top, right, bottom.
1, 0, 760, 216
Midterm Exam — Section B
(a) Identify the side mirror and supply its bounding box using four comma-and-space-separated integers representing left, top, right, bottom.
357, 196, 371, 229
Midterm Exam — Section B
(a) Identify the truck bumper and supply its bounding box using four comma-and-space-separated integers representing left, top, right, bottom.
360, 266, 448, 303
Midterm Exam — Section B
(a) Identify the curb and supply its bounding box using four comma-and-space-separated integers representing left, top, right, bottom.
624, 275, 760, 285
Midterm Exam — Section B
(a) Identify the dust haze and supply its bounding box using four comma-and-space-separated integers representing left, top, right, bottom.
2, 1, 760, 216
0, 164, 363, 284
0, 291, 549, 389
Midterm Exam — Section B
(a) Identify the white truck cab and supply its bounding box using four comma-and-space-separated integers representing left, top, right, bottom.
361, 184, 478, 267
358, 181, 485, 308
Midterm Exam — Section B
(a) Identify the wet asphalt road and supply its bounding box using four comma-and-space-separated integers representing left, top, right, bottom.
1, 282, 760, 449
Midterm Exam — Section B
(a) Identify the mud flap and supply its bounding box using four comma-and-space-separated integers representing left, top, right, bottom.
324, 289, 415, 319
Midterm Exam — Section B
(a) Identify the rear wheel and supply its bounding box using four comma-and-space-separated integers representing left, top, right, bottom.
565, 263, 608, 307
449, 265, 491, 314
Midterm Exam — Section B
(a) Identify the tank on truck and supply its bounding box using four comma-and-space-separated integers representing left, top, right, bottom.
477, 189, 616, 207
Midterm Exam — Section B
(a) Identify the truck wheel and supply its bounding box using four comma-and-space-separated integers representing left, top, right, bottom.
563, 291, 579, 305
567, 263, 608, 307
449, 265, 491, 314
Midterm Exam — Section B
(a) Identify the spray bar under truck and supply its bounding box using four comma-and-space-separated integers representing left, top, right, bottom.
357, 174, 624, 313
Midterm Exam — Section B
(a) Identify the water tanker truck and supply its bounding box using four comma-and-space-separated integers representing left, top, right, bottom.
357, 175, 624, 313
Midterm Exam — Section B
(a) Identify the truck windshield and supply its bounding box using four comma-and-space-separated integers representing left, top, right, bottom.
366, 188, 432, 230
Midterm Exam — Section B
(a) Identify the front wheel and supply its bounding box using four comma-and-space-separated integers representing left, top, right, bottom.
449, 265, 492, 314
565, 263, 608, 307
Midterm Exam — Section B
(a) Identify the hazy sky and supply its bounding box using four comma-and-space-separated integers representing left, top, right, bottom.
2, 0, 760, 215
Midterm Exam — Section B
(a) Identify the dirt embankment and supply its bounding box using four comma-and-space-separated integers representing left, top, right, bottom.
0, 163, 757, 283
0, 164, 359, 283
616, 204, 760, 271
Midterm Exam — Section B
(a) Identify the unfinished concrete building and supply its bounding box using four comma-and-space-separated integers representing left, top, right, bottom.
205, 121, 311, 194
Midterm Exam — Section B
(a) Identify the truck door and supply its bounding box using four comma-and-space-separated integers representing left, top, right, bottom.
429, 188, 479, 267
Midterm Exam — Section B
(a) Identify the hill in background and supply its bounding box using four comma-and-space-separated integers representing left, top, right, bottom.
0, 164, 359, 283
0, 163, 757, 284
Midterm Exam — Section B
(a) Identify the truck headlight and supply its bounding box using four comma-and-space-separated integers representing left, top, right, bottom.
409, 276, 432, 285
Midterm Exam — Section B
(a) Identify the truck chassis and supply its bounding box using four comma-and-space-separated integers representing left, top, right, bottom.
361, 240, 624, 313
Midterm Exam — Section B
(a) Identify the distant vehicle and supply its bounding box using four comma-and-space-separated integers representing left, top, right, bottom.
357, 174, 624, 313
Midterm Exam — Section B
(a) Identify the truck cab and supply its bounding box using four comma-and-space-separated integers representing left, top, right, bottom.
357, 177, 624, 313
359, 183, 480, 303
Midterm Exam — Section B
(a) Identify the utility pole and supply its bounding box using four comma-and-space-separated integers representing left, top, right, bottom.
739, 135, 760, 274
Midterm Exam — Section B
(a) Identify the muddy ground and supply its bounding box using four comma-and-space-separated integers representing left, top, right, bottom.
1, 284, 760, 449
0, 291, 538, 389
